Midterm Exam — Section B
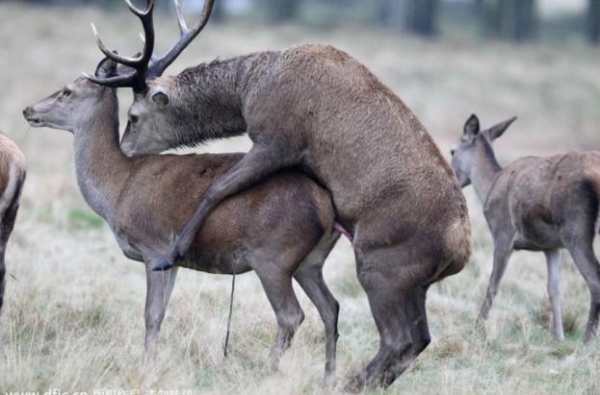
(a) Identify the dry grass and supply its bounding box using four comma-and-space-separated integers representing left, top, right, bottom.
1, 3, 600, 394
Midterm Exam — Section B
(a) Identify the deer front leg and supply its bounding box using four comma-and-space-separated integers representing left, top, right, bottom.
153, 144, 301, 271
544, 249, 564, 340
477, 237, 514, 324
143, 265, 179, 368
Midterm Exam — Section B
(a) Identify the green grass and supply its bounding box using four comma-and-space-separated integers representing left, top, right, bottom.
67, 208, 105, 229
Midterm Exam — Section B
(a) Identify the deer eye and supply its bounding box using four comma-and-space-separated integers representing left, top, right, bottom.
130, 115, 139, 124
450, 149, 456, 156
62, 88, 72, 97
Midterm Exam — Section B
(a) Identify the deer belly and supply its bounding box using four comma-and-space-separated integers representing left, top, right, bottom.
179, 248, 253, 274
513, 218, 561, 250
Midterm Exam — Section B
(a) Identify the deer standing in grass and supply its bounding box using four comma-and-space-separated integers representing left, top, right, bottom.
451, 114, 600, 343
23, 58, 342, 380
88, 0, 471, 390
0, 133, 26, 315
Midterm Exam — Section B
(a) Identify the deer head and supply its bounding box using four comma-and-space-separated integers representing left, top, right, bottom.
450, 114, 517, 187
85, 0, 215, 155
24, 59, 119, 133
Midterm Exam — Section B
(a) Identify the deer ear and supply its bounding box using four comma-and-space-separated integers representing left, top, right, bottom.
95, 56, 118, 79
151, 90, 169, 106
486, 116, 517, 141
464, 114, 480, 137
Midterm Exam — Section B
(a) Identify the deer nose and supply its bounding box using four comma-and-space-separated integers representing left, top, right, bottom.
22, 107, 33, 119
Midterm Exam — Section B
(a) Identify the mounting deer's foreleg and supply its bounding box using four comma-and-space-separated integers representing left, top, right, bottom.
544, 249, 564, 340
143, 265, 179, 368
153, 144, 300, 271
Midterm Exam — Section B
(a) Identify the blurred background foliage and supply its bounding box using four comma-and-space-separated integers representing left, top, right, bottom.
8, 0, 600, 45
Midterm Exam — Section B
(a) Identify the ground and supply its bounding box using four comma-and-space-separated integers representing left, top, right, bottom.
1, 3, 600, 394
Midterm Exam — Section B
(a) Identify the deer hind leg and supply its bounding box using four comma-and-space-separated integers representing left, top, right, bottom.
0, 248, 5, 314
153, 144, 302, 271
294, 240, 340, 385
0, 191, 22, 314
544, 249, 564, 340
382, 285, 431, 387
256, 269, 305, 370
344, 246, 429, 392
565, 239, 600, 343
478, 237, 514, 324
143, 265, 179, 369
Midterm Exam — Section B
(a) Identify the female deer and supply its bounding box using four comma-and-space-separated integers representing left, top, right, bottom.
0, 133, 26, 315
24, 58, 341, 381
451, 114, 600, 343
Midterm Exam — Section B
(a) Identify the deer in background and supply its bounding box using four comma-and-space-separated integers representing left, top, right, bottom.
451, 114, 600, 343
23, 58, 342, 382
0, 133, 26, 316
87, 0, 471, 390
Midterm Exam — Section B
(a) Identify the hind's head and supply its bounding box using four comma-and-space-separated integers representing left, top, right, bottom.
23, 58, 118, 133
450, 114, 517, 187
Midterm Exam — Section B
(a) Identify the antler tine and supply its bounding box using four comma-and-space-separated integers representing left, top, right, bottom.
83, 70, 140, 88
148, 0, 215, 78
92, 23, 145, 68
124, 0, 155, 68
174, 0, 189, 34
124, 0, 153, 17
91, 0, 155, 69
88, 0, 155, 90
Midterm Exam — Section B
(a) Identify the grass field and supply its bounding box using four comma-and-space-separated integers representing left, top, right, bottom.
1, 3, 600, 394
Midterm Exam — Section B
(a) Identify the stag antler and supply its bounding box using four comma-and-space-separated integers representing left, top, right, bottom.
86, 0, 214, 92
147, 0, 215, 78
85, 0, 155, 92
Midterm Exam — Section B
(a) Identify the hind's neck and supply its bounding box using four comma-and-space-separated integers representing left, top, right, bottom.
73, 89, 131, 222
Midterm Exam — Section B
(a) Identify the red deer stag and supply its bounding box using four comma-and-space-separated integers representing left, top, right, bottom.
451, 114, 600, 343
0, 133, 26, 315
87, 0, 471, 390
23, 58, 341, 381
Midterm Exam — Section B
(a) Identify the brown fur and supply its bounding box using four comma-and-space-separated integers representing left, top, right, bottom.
452, 114, 600, 343
93, 4, 471, 389
23, 59, 341, 381
121, 43, 472, 391
0, 133, 26, 316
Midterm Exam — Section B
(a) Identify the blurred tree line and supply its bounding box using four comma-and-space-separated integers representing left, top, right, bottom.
14, 0, 600, 45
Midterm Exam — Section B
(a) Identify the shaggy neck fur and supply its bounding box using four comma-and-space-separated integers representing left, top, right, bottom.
168, 52, 280, 146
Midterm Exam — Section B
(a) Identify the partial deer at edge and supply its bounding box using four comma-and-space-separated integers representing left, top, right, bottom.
0, 133, 26, 315
451, 114, 600, 343
88, 0, 471, 390
23, 58, 341, 382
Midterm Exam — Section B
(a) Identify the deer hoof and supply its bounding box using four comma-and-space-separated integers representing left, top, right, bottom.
343, 378, 364, 393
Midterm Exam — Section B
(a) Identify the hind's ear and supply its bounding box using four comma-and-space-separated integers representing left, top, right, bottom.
486, 116, 517, 141
464, 114, 480, 138
95, 56, 118, 79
